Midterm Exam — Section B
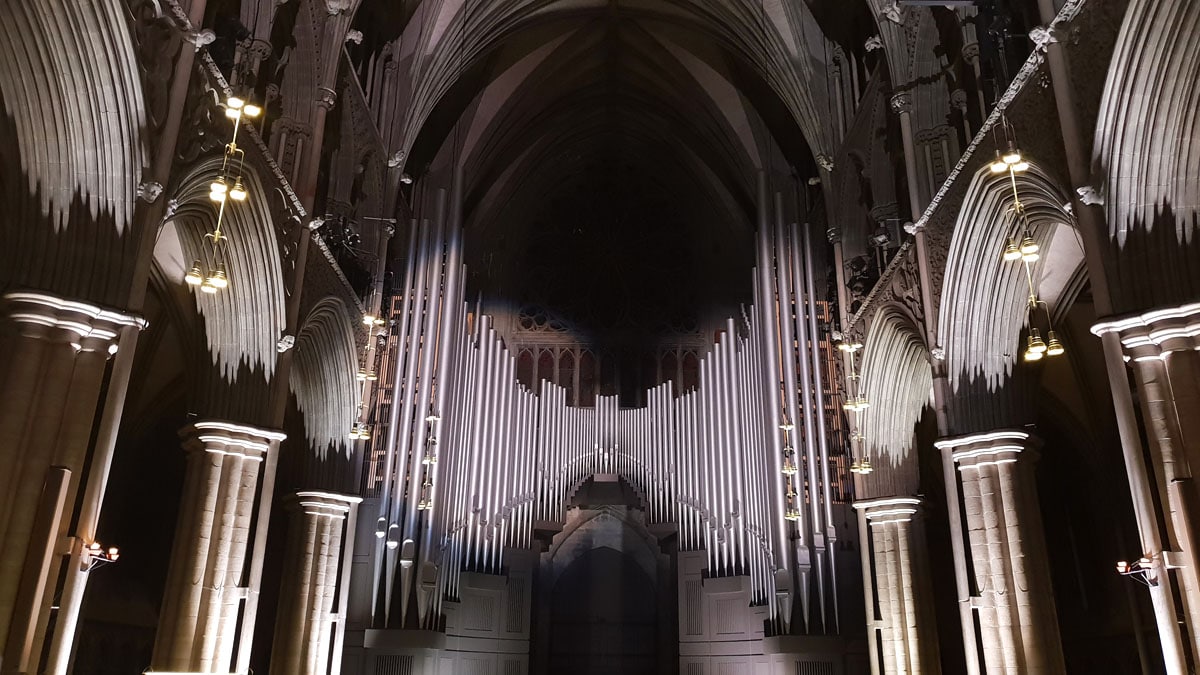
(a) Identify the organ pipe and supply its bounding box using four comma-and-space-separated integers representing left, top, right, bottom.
368, 173, 846, 635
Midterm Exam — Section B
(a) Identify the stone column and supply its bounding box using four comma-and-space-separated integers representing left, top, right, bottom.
936, 431, 1065, 675
150, 420, 286, 672
1094, 302, 1200, 659
0, 291, 143, 672
271, 491, 362, 675
854, 497, 941, 674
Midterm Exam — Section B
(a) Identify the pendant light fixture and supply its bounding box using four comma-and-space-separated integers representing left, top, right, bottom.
187, 94, 263, 295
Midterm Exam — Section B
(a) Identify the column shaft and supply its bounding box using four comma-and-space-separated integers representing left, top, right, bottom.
271, 491, 361, 675
150, 421, 283, 672
939, 431, 1066, 675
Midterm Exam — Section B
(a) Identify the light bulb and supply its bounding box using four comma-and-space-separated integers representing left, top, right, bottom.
1019, 236, 1039, 256
1029, 328, 1047, 354
228, 180, 247, 201
785, 506, 801, 521
860, 459, 873, 474
1003, 240, 1022, 262
242, 103, 261, 118
990, 152, 1009, 174
1046, 331, 1065, 356
200, 279, 218, 294
206, 264, 229, 289
1003, 147, 1023, 165
224, 107, 242, 120
1012, 161, 1030, 173
227, 96, 245, 110
185, 262, 204, 285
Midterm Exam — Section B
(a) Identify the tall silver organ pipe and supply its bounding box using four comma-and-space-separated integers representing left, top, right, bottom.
367, 174, 845, 635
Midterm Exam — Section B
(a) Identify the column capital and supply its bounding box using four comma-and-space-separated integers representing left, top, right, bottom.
180, 419, 286, 460
3, 291, 145, 349
935, 429, 1038, 469
890, 92, 913, 115
853, 496, 921, 525
1091, 302, 1200, 360
288, 490, 362, 519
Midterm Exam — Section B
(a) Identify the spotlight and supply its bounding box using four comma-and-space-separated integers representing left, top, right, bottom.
1002, 144, 1023, 166
242, 103, 262, 118
1019, 236, 1040, 262
226, 96, 245, 110
1003, 239, 1022, 262
228, 179, 247, 202
989, 151, 1008, 174
1046, 330, 1065, 356
185, 261, 204, 286
209, 178, 228, 202
200, 279, 218, 294
224, 106, 242, 120
206, 264, 229, 290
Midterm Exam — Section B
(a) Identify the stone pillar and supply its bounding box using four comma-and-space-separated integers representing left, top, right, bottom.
936, 431, 1065, 675
150, 420, 286, 672
854, 497, 941, 674
271, 491, 362, 675
0, 291, 143, 672
1094, 302, 1200, 659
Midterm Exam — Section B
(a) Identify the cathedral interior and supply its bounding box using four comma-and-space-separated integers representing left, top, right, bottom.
0, 0, 1198, 673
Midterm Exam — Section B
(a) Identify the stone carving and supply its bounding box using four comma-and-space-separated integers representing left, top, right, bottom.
277, 334, 296, 352
345, 29, 363, 45
137, 181, 163, 203
816, 154, 835, 172
865, 36, 883, 52
186, 29, 216, 52
1029, 26, 1060, 52
1077, 185, 1104, 205
881, 2, 903, 25
890, 92, 913, 115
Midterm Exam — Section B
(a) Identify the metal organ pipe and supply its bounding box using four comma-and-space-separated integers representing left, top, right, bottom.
369, 181, 856, 634
754, 174, 791, 585
801, 219, 839, 632
373, 217, 419, 624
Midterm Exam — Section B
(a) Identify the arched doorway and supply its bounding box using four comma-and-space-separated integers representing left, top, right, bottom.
549, 546, 659, 674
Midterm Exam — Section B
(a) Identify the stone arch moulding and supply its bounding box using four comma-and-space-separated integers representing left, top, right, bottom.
937, 161, 1072, 394
161, 155, 288, 383
858, 306, 932, 470
291, 297, 361, 458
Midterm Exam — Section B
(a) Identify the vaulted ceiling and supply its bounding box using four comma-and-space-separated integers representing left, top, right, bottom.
349, 0, 876, 346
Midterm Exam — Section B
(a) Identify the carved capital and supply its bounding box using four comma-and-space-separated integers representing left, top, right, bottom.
3, 291, 146, 349
1092, 303, 1200, 359
137, 180, 164, 203
316, 87, 338, 111
890, 92, 913, 115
